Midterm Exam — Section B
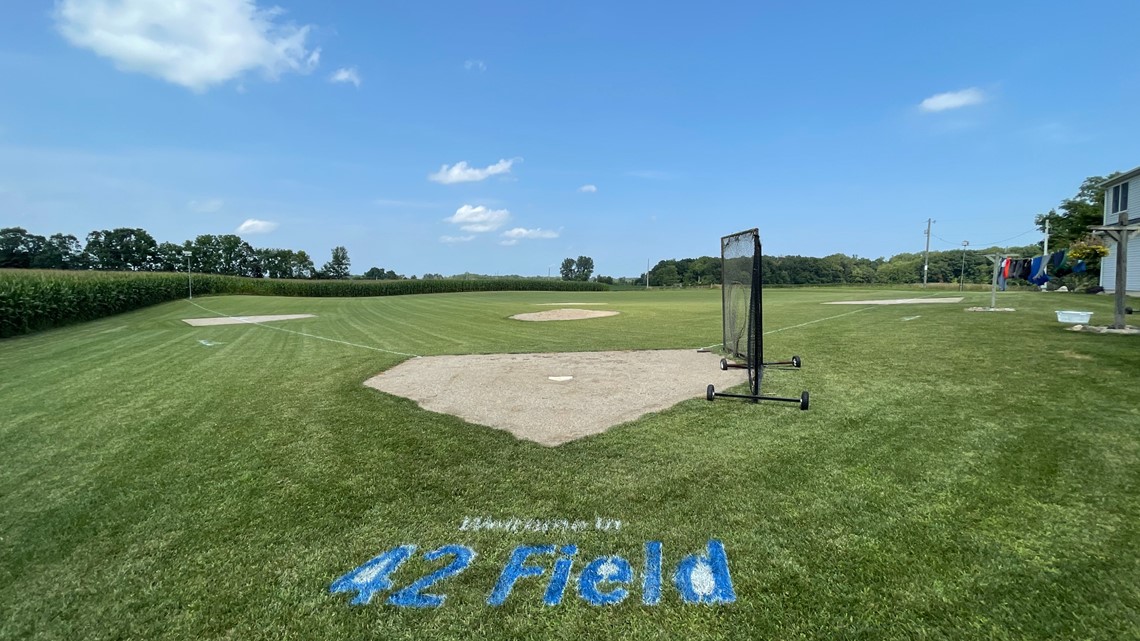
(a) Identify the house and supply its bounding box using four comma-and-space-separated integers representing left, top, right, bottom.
1099, 167, 1140, 295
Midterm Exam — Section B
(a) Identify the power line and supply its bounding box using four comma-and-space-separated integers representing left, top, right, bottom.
972, 229, 1039, 248
933, 229, 1040, 249
930, 233, 961, 247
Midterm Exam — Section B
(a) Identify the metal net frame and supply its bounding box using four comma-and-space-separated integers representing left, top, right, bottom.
720, 228, 763, 395
707, 228, 808, 409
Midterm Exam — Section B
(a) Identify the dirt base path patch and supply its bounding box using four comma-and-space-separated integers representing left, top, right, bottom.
364, 350, 746, 446
182, 314, 316, 326
511, 309, 620, 321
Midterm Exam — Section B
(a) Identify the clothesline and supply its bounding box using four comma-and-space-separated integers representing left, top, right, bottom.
931, 229, 1040, 249
996, 249, 1085, 290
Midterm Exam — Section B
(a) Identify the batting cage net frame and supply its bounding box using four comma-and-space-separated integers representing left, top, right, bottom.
707, 228, 809, 410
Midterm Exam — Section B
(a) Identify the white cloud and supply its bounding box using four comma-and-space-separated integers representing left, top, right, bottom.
440, 235, 476, 244
445, 204, 509, 232
429, 159, 516, 184
329, 66, 361, 87
919, 87, 986, 112
501, 227, 559, 240
578, 184, 597, 193
464, 59, 486, 72
188, 198, 223, 213
55, 0, 320, 92
236, 218, 277, 234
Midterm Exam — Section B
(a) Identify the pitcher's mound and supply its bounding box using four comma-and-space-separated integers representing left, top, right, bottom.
511, 309, 620, 321
364, 350, 746, 446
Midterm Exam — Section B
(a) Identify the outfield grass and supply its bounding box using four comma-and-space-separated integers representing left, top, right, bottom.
2, 288, 1138, 640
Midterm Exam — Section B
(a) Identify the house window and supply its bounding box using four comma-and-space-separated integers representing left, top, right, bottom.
1112, 182, 1129, 213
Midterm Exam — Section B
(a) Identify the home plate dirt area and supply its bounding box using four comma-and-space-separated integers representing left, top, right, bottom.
365, 350, 746, 446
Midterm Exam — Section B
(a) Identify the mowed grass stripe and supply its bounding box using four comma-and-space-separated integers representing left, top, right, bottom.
2, 287, 1139, 640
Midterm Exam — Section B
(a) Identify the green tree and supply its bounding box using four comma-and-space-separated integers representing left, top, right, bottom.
322, 246, 351, 279
1036, 174, 1120, 249
31, 233, 84, 269
654, 264, 680, 286
0, 228, 46, 268
85, 228, 157, 271
154, 242, 190, 272
573, 256, 594, 281
190, 235, 223, 274
559, 257, 576, 280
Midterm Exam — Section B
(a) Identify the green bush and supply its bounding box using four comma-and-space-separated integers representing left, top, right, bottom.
0, 270, 607, 338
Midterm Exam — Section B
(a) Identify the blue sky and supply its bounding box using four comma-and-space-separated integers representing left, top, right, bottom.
1, 0, 1138, 277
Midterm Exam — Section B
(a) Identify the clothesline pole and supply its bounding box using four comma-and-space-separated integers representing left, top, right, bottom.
991, 256, 1001, 309
985, 253, 1018, 310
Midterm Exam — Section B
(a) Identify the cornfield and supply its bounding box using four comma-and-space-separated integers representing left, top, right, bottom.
0, 270, 608, 338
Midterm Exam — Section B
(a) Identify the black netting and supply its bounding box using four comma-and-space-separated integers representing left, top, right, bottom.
721, 229, 762, 395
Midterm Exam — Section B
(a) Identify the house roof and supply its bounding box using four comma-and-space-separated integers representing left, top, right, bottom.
1101, 165, 1140, 187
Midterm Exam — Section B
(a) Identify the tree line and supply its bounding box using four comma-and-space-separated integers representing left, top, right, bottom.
634, 246, 1042, 288
0, 227, 409, 280
635, 173, 1115, 288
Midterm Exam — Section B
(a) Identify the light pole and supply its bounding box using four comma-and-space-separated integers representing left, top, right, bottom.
182, 250, 193, 299
922, 218, 935, 288
959, 241, 969, 292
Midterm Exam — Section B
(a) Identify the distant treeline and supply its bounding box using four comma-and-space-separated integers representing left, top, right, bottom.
0, 226, 409, 280
634, 244, 1056, 287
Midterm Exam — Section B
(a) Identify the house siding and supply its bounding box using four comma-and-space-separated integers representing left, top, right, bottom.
1099, 175, 1140, 293
1099, 235, 1140, 294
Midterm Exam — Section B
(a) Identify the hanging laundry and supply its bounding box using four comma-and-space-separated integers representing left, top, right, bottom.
1050, 249, 1068, 271
1029, 256, 1051, 285
1072, 260, 1087, 274
1017, 259, 1033, 280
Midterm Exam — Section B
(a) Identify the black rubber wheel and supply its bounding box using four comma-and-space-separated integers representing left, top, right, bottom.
706, 384, 716, 401
719, 358, 728, 371
799, 391, 810, 411
791, 355, 802, 368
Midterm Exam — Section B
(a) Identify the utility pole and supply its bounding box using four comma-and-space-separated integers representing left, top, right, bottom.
182, 250, 193, 299
959, 241, 969, 292
923, 218, 934, 288
984, 253, 1017, 310
645, 259, 650, 289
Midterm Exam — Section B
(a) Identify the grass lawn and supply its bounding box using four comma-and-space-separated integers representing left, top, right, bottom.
2, 287, 1138, 640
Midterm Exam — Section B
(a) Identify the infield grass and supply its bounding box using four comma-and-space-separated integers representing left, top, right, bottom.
2, 288, 1138, 640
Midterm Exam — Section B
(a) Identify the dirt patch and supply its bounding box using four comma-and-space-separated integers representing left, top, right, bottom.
182, 314, 316, 327
511, 309, 620, 321
965, 307, 1016, 312
364, 350, 747, 446
824, 298, 964, 305
534, 302, 610, 306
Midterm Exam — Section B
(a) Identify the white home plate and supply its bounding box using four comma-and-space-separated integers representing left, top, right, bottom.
548, 376, 574, 382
